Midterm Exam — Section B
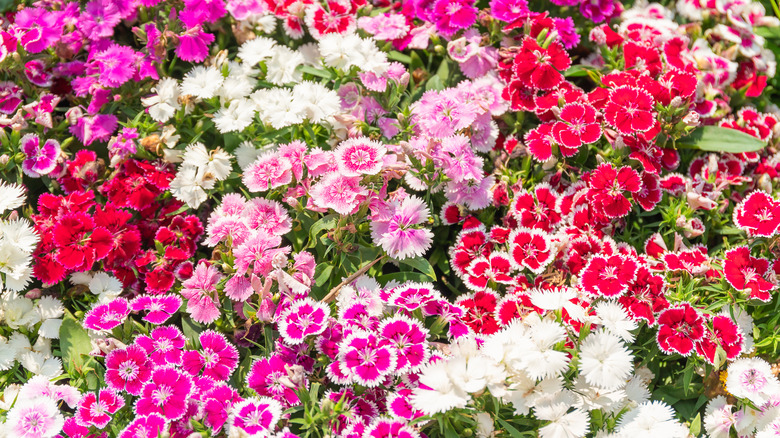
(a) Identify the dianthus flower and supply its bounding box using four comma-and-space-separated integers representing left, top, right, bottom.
117, 413, 167, 438
309, 173, 367, 215
75, 389, 125, 428
135, 366, 193, 420
334, 137, 387, 176
338, 331, 398, 386
135, 325, 187, 367
180, 262, 222, 324
370, 196, 434, 260
585, 163, 642, 218
723, 246, 775, 302
580, 254, 638, 298
656, 303, 705, 356
228, 397, 282, 436
131, 294, 183, 324
182, 330, 239, 381
104, 345, 152, 396
83, 298, 130, 331
278, 298, 330, 345
510, 38, 571, 90
93, 44, 137, 87
733, 191, 780, 237
20, 134, 60, 178
603, 86, 656, 135
5, 397, 64, 438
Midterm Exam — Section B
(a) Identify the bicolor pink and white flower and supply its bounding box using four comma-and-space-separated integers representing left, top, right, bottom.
228, 397, 282, 436
278, 298, 330, 344
334, 137, 387, 176
20, 133, 60, 178
135, 366, 193, 420
131, 294, 183, 324
508, 227, 555, 274
83, 298, 131, 331
105, 345, 153, 396
338, 331, 398, 387
182, 330, 239, 381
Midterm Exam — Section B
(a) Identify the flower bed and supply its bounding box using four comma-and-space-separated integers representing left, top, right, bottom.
1, 0, 780, 437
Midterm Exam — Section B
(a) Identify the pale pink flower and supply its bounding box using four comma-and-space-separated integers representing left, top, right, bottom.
370, 196, 433, 260
334, 137, 387, 176
6, 397, 64, 438
309, 173, 367, 215
180, 262, 222, 324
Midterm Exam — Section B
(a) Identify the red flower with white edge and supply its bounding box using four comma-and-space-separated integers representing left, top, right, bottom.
656, 303, 705, 356
53, 212, 113, 271
524, 122, 557, 162
511, 38, 571, 90
580, 254, 638, 298
449, 229, 492, 277
620, 266, 669, 325
723, 246, 775, 302
552, 103, 602, 155
465, 252, 515, 290
508, 227, 555, 274
585, 163, 641, 218
634, 172, 662, 211
455, 289, 500, 335
494, 294, 536, 326
304, 0, 356, 39
623, 41, 663, 77
695, 315, 744, 365
511, 183, 563, 232
603, 86, 656, 135
733, 191, 780, 237
664, 246, 718, 278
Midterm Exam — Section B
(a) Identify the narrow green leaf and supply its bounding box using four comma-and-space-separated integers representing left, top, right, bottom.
677, 126, 766, 153
496, 418, 525, 438
689, 413, 702, 437
399, 256, 437, 280
309, 214, 338, 243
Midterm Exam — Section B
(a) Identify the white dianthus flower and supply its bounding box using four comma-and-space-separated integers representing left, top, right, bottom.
726, 358, 780, 406
579, 329, 633, 390
594, 301, 638, 342
180, 66, 224, 99
237, 36, 277, 65
266, 46, 304, 85
141, 77, 182, 122
214, 98, 257, 133
0, 181, 25, 214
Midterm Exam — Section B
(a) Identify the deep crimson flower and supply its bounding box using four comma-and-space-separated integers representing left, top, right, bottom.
52, 212, 113, 271
723, 246, 775, 302
585, 163, 642, 218
623, 41, 663, 77
511, 38, 571, 90
695, 315, 744, 365
552, 103, 601, 155
580, 254, 638, 298
656, 303, 705, 356
733, 191, 780, 237
508, 227, 555, 274
101, 160, 175, 210
58, 150, 103, 194
603, 86, 656, 135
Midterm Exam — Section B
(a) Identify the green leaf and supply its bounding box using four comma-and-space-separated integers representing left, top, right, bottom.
388, 51, 412, 64
689, 413, 702, 437
59, 311, 93, 372
299, 65, 334, 80
398, 256, 437, 280
181, 317, 203, 343
309, 214, 338, 243
564, 65, 592, 77
377, 271, 430, 285
496, 419, 525, 438
677, 126, 766, 153
425, 75, 444, 91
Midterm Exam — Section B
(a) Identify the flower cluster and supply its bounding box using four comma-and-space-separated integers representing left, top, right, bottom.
2, 0, 780, 436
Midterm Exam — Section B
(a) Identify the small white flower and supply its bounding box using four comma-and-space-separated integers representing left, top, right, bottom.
726, 357, 780, 406
238, 36, 277, 66
0, 181, 25, 214
616, 401, 689, 437
141, 77, 182, 122
183, 142, 234, 181
180, 66, 224, 99
234, 141, 265, 170
293, 81, 341, 123
170, 165, 213, 208
214, 98, 257, 133
218, 75, 255, 101
254, 88, 304, 129
579, 330, 633, 390
88, 272, 123, 303
594, 301, 637, 342
266, 46, 304, 85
